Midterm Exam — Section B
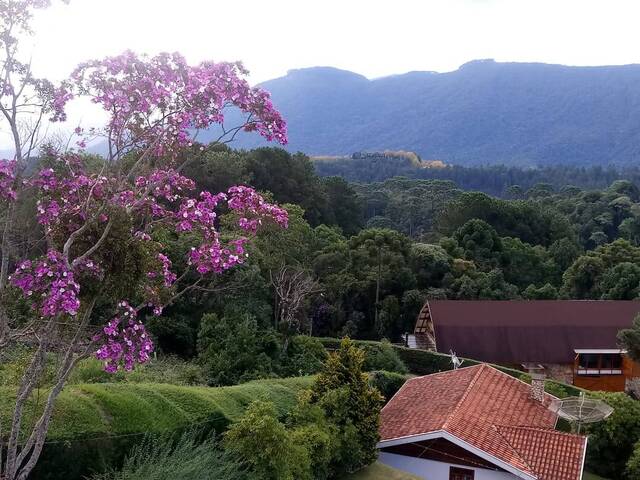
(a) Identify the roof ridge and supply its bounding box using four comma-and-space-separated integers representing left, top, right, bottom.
442, 364, 487, 430
402, 363, 484, 383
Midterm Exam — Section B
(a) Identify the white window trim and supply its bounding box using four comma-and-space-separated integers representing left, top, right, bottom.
574, 349, 625, 354
576, 368, 622, 375
377, 430, 538, 480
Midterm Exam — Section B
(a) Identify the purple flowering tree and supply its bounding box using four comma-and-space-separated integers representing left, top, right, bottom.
0, 2, 288, 479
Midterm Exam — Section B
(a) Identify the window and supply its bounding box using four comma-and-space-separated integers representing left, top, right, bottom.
601, 354, 622, 370
578, 354, 599, 369
450, 466, 474, 480
576, 352, 623, 375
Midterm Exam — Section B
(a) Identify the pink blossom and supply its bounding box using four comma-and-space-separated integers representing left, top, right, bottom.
0, 159, 17, 201
93, 301, 154, 372
10, 250, 80, 317
68, 51, 287, 157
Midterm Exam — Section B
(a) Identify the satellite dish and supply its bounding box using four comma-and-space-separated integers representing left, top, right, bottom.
449, 350, 464, 370
549, 392, 614, 433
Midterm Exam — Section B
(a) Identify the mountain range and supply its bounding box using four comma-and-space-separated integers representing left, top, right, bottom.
217, 60, 640, 166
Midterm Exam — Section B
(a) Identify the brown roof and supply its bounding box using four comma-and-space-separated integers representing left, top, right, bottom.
380, 364, 587, 480
427, 300, 640, 364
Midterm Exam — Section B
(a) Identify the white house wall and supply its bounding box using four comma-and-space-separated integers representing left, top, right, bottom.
379, 452, 521, 480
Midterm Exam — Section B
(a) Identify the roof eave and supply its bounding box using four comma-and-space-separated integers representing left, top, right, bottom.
377, 429, 538, 480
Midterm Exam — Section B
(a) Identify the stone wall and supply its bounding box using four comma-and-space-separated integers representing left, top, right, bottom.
543, 363, 574, 385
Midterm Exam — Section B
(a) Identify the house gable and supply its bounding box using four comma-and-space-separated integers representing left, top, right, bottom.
379, 364, 587, 480
378, 430, 535, 480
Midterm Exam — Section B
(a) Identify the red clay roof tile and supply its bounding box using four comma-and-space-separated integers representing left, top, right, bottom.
380, 364, 587, 480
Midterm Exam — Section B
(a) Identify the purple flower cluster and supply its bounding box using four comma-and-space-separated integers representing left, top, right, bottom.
33, 168, 108, 232
10, 250, 80, 317
175, 185, 288, 274
68, 51, 287, 156
189, 238, 248, 275
0, 159, 17, 201
175, 191, 226, 233
227, 185, 289, 232
11, 49, 291, 374
94, 301, 154, 372
135, 169, 195, 202
147, 253, 176, 287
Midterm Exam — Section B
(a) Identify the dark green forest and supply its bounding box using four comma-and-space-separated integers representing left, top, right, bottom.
7, 144, 640, 479
314, 151, 640, 197
136, 145, 640, 372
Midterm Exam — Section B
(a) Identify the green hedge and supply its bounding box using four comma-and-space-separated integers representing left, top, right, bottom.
0, 377, 313, 480
318, 338, 584, 397
318, 337, 526, 377
368, 371, 412, 401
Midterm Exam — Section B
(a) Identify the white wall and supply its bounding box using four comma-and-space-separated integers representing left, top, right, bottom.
379, 452, 520, 480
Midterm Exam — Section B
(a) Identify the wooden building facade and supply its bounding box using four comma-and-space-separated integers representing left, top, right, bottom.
410, 300, 640, 393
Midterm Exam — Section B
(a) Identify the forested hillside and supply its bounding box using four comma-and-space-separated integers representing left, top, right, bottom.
220, 60, 640, 166
131, 146, 640, 353
314, 152, 640, 196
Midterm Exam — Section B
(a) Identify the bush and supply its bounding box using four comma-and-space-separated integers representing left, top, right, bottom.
368, 370, 411, 401
584, 391, 640, 479
198, 312, 280, 386
317, 337, 526, 379
92, 429, 243, 480
311, 338, 384, 475
280, 335, 328, 377
224, 401, 312, 480
362, 340, 408, 374
627, 441, 640, 480
0, 346, 59, 387
1, 353, 206, 387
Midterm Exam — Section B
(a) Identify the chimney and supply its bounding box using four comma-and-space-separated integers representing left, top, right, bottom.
530, 371, 546, 403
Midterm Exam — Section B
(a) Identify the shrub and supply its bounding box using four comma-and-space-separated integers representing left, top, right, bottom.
368, 370, 411, 400
543, 380, 570, 399
311, 338, 384, 475
224, 401, 312, 480
124, 357, 205, 385
197, 312, 280, 386
361, 340, 408, 373
92, 429, 243, 480
280, 335, 328, 377
584, 392, 640, 479
286, 394, 336, 480
317, 337, 526, 379
627, 441, 640, 480
69, 358, 127, 384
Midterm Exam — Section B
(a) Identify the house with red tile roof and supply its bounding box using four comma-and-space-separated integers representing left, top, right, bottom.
410, 300, 640, 392
378, 364, 587, 480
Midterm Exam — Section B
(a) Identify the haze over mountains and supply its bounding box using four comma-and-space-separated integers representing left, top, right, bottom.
221, 59, 640, 167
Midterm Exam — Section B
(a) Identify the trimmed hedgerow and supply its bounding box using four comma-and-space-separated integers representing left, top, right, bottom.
317, 337, 525, 378
0, 377, 313, 480
318, 338, 585, 399
368, 370, 412, 401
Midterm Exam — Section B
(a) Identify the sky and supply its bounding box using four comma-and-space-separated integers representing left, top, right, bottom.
4, 0, 640, 149
29, 0, 640, 83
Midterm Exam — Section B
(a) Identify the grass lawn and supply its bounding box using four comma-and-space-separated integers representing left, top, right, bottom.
584, 473, 610, 480
345, 462, 423, 479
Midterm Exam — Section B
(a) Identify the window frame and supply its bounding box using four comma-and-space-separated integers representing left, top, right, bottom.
576, 352, 623, 376
450, 466, 475, 480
